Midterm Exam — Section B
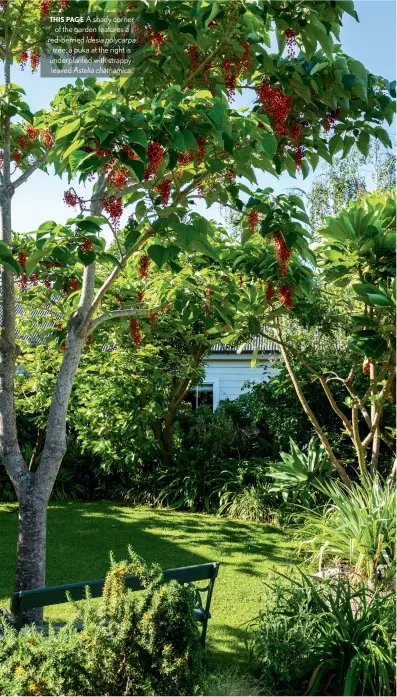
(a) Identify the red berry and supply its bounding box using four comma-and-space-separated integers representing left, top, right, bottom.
42, 129, 53, 150
70, 278, 79, 292
279, 283, 293, 310
56, 322, 63, 331
64, 190, 84, 210
256, 81, 292, 139
144, 142, 164, 180
130, 318, 141, 347
266, 281, 275, 303
87, 334, 93, 345
273, 231, 291, 277
81, 237, 93, 254
150, 312, 157, 328
284, 28, 296, 58
155, 178, 171, 205
40, 0, 51, 17
12, 150, 22, 164
18, 250, 27, 268
16, 136, 27, 149
27, 124, 40, 141
137, 291, 145, 302
18, 51, 28, 69
61, 340, 67, 352
247, 210, 259, 231
138, 255, 150, 279
103, 196, 123, 229
30, 51, 40, 72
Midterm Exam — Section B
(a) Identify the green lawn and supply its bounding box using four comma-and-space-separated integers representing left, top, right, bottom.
0, 502, 295, 668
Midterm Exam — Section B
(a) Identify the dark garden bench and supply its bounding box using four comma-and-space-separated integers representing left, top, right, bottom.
9, 562, 220, 648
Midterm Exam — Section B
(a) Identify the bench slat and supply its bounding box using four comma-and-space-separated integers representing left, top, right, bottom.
12, 562, 219, 613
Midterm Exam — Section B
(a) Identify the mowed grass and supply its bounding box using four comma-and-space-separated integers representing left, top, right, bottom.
0, 502, 295, 668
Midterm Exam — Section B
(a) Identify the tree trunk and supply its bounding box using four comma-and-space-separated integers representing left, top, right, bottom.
278, 331, 352, 488
14, 488, 48, 622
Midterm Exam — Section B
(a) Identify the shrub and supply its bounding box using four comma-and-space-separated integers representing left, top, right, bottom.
267, 437, 334, 506
205, 668, 265, 696
295, 477, 396, 579
248, 572, 395, 696
0, 550, 204, 696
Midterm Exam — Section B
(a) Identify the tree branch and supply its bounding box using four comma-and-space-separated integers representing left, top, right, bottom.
13, 153, 48, 189
89, 306, 162, 333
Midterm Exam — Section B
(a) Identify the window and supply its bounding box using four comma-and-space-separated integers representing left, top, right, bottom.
186, 382, 217, 411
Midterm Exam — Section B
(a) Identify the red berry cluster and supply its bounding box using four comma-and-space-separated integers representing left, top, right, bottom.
221, 41, 250, 99
247, 209, 259, 231
56, 323, 63, 331
61, 341, 67, 353
42, 129, 53, 150
138, 255, 150, 279
70, 278, 79, 292
150, 312, 157, 328
146, 26, 165, 55
323, 109, 339, 131
178, 151, 195, 166
115, 293, 123, 303
266, 281, 275, 303
103, 196, 123, 229
289, 123, 302, 144
257, 82, 292, 139
273, 231, 291, 277
12, 150, 22, 164
18, 250, 27, 268
81, 237, 93, 254
29, 272, 39, 286
187, 45, 212, 85
279, 283, 293, 310
40, 0, 51, 17
86, 334, 93, 346
155, 178, 171, 205
137, 290, 145, 302
122, 145, 139, 160
30, 51, 40, 72
294, 144, 304, 171
130, 318, 141, 347
18, 51, 28, 69
27, 124, 40, 141
284, 28, 297, 58
144, 142, 164, 180
64, 190, 84, 210
197, 137, 207, 165
17, 273, 28, 291
107, 166, 129, 190
16, 136, 27, 149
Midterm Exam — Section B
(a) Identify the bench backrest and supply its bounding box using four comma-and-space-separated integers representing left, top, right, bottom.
11, 562, 220, 632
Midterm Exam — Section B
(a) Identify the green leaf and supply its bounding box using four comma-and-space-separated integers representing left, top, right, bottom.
62, 139, 85, 161
208, 103, 224, 130
191, 238, 219, 261
25, 249, 47, 276
127, 159, 144, 183
77, 248, 96, 266
248, 316, 261, 335
56, 118, 81, 140
69, 149, 94, 172
0, 253, 20, 274
125, 228, 140, 252
172, 131, 184, 151
260, 133, 277, 159
329, 133, 343, 157
357, 131, 370, 157
374, 127, 392, 149
175, 223, 197, 248
347, 58, 368, 85
352, 330, 388, 359
128, 129, 148, 148
290, 79, 311, 103
222, 132, 234, 155
182, 130, 198, 151
147, 244, 180, 268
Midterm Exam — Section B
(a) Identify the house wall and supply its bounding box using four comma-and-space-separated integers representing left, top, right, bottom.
203, 353, 278, 408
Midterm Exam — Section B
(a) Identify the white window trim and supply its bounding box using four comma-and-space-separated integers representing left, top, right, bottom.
189, 379, 219, 411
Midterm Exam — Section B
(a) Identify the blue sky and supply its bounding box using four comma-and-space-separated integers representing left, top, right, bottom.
12, 1, 396, 237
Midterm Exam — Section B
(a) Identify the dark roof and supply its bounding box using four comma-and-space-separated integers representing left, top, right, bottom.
211, 335, 278, 355
3, 303, 279, 354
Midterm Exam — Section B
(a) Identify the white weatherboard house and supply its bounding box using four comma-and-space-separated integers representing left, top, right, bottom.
187, 336, 279, 411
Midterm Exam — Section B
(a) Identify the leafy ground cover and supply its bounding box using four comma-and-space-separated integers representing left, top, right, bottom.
0, 502, 294, 669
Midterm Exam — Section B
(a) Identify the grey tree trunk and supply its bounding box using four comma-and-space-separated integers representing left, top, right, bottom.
14, 491, 48, 616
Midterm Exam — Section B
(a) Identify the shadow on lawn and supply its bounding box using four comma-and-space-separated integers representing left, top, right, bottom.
43, 503, 292, 588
